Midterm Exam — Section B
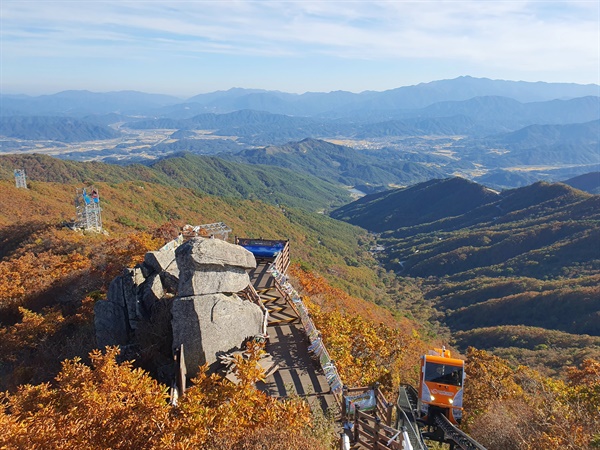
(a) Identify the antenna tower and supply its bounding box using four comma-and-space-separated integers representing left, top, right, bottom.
75, 186, 102, 232
14, 169, 27, 189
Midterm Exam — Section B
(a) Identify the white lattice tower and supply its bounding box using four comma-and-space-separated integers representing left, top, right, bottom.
14, 169, 27, 189
75, 186, 103, 232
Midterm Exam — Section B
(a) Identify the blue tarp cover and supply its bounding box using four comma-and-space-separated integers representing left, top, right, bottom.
241, 244, 284, 258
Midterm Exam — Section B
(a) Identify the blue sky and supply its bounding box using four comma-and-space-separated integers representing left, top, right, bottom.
1, 1, 599, 97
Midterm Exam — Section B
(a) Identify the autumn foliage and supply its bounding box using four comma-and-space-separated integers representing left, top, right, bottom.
1, 177, 599, 450
291, 265, 430, 393
1, 343, 323, 450
0, 223, 163, 390
464, 348, 600, 449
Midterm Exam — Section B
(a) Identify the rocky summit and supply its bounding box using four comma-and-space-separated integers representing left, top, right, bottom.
94, 237, 265, 375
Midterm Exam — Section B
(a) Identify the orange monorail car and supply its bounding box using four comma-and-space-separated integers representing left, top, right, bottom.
418, 347, 465, 425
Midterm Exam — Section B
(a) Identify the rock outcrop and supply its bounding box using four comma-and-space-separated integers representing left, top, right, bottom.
94, 236, 265, 377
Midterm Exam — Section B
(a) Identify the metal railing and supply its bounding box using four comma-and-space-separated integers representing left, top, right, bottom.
346, 407, 404, 450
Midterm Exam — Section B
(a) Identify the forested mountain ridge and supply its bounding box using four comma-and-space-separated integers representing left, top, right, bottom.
0, 116, 121, 142
0, 153, 351, 211
331, 177, 499, 232
332, 178, 600, 375
226, 138, 445, 186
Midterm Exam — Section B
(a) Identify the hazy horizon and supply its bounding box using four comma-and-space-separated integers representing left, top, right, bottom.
3, 75, 600, 100
2, 1, 599, 97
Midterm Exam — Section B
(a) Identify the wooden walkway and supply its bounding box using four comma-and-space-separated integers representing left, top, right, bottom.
249, 262, 338, 415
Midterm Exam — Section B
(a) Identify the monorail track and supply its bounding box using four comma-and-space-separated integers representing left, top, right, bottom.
432, 413, 487, 450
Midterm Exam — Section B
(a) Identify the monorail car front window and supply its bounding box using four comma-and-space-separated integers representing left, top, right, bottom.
424, 362, 463, 386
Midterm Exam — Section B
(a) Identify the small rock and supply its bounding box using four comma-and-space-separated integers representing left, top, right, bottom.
145, 249, 177, 274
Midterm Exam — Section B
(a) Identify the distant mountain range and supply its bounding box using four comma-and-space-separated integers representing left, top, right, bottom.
181, 76, 600, 117
1, 90, 181, 116
3, 76, 598, 119
0, 116, 121, 143
1, 76, 598, 191
122, 96, 600, 145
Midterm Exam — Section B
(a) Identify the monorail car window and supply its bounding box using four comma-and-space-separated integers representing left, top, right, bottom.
424, 362, 463, 386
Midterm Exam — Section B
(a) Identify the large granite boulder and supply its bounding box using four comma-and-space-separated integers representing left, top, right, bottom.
95, 236, 267, 375
176, 238, 256, 296
176, 237, 256, 270
171, 293, 264, 375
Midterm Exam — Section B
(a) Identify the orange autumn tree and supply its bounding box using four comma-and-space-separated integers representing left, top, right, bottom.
291, 266, 428, 394
1, 343, 322, 450
1, 347, 172, 449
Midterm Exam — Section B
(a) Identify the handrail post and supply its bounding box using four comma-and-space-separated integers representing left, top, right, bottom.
387, 400, 393, 427
342, 385, 348, 420
373, 415, 381, 450
353, 405, 360, 443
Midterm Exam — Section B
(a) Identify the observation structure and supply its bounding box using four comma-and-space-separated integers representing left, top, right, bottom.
14, 169, 27, 189
182, 222, 232, 241
75, 186, 102, 232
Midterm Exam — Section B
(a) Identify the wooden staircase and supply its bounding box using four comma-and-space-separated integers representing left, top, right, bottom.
248, 261, 337, 415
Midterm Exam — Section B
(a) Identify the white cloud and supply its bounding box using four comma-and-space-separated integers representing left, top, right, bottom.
1, 0, 599, 90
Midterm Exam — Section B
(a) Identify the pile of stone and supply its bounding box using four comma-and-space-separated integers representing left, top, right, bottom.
94, 237, 265, 376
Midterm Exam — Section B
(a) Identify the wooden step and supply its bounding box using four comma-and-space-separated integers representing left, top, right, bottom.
268, 316, 298, 326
